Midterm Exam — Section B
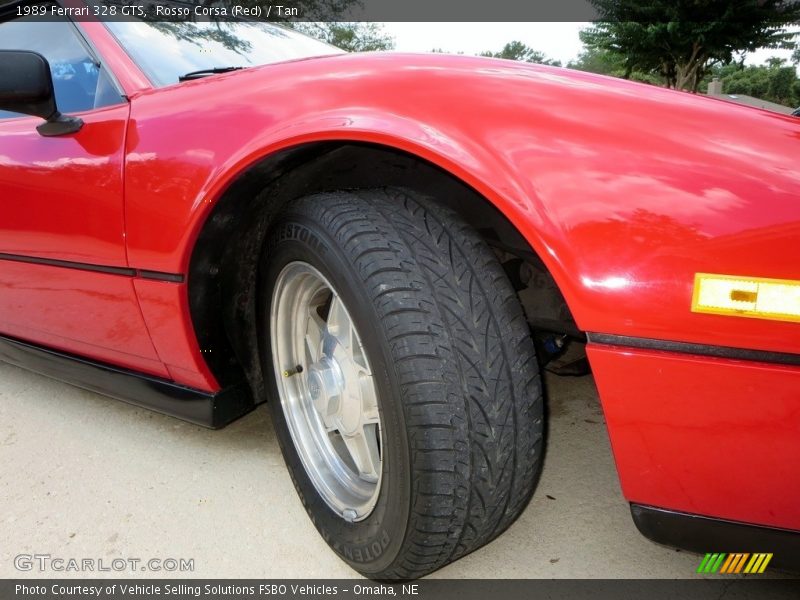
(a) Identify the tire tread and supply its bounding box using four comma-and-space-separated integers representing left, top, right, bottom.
287, 188, 543, 578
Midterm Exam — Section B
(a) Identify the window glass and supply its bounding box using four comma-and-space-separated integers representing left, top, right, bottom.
105, 20, 342, 87
0, 11, 122, 120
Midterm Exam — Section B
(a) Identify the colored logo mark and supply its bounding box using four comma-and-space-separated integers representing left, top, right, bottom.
697, 553, 773, 574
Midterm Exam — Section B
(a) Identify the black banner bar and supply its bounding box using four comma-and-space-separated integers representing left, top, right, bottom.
4, 0, 800, 22
3, 579, 800, 600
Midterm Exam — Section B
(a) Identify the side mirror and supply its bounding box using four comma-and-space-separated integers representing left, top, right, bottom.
0, 50, 83, 136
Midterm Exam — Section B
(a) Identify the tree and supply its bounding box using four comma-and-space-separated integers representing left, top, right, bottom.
765, 56, 788, 68
479, 41, 561, 66
767, 64, 797, 104
567, 46, 661, 84
568, 46, 624, 75
291, 22, 394, 52
582, 0, 800, 91
702, 57, 800, 107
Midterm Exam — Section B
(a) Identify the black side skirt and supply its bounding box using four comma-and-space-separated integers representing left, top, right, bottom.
631, 504, 800, 572
0, 334, 254, 429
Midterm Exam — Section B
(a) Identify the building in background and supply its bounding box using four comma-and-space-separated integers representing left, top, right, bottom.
706, 77, 795, 115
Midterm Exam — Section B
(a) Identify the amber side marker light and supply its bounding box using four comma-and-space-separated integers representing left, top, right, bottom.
692, 273, 800, 323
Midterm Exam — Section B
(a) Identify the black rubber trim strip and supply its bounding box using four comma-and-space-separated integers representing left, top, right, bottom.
587, 333, 800, 367
0, 251, 135, 276
631, 504, 800, 572
0, 334, 253, 429
137, 270, 185, 283
0, 252, 184, 283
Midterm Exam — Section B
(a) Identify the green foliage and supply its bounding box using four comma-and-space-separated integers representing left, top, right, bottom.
567, 46, 623, 75
582, 0, 800, 91
567, 46, 661, 84
768, 65, 797, 104
479, 41, 561, 66
703, 58, 800, 107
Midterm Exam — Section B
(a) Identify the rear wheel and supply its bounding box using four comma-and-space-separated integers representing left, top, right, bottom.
260, 188, 543, 578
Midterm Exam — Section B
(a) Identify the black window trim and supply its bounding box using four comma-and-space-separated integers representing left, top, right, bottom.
68, 15, 128, 101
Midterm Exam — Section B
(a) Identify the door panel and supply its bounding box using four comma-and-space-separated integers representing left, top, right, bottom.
0, 108, 128, 264
0, 108, 165, 372
0, 11, 163, 373
0, 261, 166, 375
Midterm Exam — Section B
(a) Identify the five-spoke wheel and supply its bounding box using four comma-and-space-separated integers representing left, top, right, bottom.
271, 262, 383, 521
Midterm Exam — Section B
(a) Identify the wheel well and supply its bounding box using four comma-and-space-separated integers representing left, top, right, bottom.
188, 142, 578, 400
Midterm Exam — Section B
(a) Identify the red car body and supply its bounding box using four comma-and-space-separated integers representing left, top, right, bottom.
1, 14, 799, 562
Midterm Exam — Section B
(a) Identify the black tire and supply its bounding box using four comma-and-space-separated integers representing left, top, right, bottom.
259, 188, 543, 579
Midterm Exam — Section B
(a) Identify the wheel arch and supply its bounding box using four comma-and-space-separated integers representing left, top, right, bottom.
186, 137, 581, 398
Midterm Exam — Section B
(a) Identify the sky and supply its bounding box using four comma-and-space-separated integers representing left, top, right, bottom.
380, 22, 799, 69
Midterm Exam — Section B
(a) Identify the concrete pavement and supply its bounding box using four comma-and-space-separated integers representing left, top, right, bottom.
0, 361, 717, 578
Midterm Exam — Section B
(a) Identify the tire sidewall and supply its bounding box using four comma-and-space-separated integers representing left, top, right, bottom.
259, 213, 411, 576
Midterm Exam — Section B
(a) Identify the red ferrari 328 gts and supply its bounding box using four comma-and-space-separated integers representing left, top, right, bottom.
1, 1, 799, 578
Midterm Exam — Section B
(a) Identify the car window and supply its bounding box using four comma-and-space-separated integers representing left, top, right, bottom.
105, 20, 343, 87
0, 7, 123, 120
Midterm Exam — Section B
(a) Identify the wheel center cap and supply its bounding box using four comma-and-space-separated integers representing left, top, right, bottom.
306, 357, 344, 421
307, 372, 323, 401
